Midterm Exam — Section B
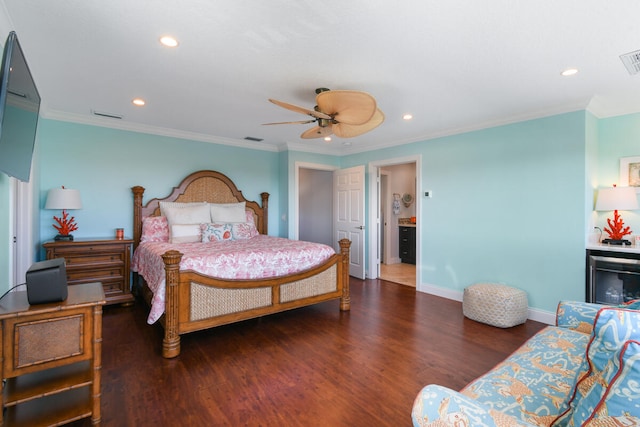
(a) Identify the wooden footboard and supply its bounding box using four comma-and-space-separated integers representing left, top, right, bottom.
158, 239, 351, 358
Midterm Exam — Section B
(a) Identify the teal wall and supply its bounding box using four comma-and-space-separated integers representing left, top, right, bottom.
339, 111, 588, 313
37, 120, 282, 254
596, 113, 640, 234
1, 108, 638, 314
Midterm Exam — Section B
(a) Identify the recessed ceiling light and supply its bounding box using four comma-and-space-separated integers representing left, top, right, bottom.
403, 114, 413, 120
324, 136, 332, 142
132, 98, 146, 106
160, 36, 179, 47
561, 68, 578, 77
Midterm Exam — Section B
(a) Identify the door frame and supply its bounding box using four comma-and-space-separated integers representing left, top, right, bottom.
292, 161, 338, 240
11, 177, 33, 288
367, 155, 422, 287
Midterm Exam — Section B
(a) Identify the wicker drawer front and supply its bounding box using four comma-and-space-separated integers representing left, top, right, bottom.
3, 308, 92, 377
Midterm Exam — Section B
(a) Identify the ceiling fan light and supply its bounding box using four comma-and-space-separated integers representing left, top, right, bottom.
160, 36, 179, 47
561, 68, 578, 77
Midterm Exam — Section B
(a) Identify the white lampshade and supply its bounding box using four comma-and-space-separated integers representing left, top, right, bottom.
595, 186, 639, 211
45, 188, 83, 210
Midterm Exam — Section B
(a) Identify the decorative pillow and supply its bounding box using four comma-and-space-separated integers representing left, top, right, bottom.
163, 204, 210, 227
200, 223, 233, 242
245, 209, 255, 224
140, 216, 169, 243
159, 201, 207, 217
552, 308, 640, 426
210, 202, 246, 223
231, 222, 259, 240
579, 340, 640, 426
170, 224, 201, 243
556, 301, 604, 334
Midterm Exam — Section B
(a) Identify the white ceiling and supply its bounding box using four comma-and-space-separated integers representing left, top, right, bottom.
2, 0, 640, 155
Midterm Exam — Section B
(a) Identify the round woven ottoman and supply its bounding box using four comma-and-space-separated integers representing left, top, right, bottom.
463, 283, 528, 328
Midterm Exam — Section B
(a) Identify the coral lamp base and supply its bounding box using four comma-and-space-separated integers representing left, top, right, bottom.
602, 238, 631, 246
54, 234, 74, 241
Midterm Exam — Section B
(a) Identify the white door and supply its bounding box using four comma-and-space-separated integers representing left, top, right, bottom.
334, 165, 365, 279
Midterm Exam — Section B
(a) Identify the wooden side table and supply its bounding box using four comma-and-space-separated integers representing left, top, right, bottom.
0, 282, 105, 426
43, 237, 134, 306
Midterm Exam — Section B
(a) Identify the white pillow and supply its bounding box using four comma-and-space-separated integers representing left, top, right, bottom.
210, 202, 246, 223
163, 204, 210, 226
170, 224, 201, 243
159, 201, 207, 217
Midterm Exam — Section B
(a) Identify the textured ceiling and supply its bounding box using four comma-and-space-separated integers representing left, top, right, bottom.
2, 0, 640, 155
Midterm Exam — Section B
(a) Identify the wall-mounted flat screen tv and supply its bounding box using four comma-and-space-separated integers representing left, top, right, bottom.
0, 31, 40, 182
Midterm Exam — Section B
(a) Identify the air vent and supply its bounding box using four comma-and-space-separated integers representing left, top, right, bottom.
91, 110, 123, 119
620, 50, 640, 75
244, 136, 263, 142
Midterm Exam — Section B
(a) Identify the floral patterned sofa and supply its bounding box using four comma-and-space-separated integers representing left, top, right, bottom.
411, 300, 640, 427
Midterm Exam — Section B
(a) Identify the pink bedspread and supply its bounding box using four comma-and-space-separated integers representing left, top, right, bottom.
132, 235, 335, 324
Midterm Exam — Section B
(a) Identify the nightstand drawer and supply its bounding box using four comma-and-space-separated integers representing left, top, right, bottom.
64, 252, 125, 268
50, 243, 130, 255
101, 280, 126, 296
66, 266, 124, 283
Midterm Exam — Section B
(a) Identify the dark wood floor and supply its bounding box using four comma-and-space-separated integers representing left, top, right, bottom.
73, 278, 546, 426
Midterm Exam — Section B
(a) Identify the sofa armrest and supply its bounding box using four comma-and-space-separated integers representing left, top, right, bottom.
556, 300, 604, 333
412, 385, 535, 427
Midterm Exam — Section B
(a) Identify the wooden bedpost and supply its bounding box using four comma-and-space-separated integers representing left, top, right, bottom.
131, 186, 145, 251
161, 250, 183, 358
260, 192, 269, 234
339, 239, 351, 311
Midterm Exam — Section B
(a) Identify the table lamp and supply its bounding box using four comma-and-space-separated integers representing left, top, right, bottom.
595, 184, 639, 245
45, 186, 83, 241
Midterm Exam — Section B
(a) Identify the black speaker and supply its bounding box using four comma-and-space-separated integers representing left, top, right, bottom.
26, 258, 68, 304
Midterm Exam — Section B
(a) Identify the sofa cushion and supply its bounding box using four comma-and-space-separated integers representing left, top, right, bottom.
461, 325, 589, 426
552, 307, 640, 426
413, 384, 536, 427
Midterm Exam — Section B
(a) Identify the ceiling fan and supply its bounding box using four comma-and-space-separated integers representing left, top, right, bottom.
264, 88, 384, 139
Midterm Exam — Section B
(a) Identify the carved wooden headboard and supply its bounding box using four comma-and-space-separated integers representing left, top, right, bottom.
132, 170, 269, 250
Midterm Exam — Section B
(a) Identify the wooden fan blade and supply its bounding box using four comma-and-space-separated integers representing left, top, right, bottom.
315, 90, 376, 125
333, 108, 385, 138
301, 125, 334, 139
269, 99, 332, 120
262, 119, 316, 125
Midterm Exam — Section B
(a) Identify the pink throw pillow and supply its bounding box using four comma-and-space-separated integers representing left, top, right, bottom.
140, 216, 169, 243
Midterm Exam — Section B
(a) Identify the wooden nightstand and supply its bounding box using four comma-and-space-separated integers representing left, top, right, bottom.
43, 237, 134, 306
0, 282, 105, 426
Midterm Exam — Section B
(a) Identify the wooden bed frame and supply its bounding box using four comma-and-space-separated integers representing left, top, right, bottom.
132, 170, 351, 358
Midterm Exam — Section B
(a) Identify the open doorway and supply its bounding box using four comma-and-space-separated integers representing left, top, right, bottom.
294, 162, 366, 279
368, 155, 421, 289
378, 163, 416, 287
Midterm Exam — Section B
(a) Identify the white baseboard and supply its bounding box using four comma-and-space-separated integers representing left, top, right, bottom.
417, 283, 556, 325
